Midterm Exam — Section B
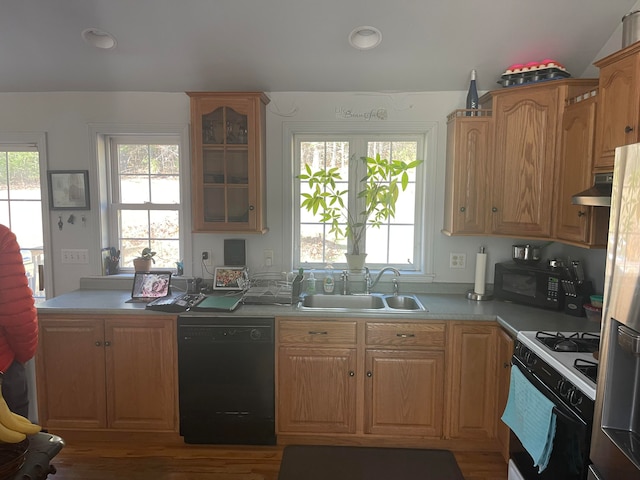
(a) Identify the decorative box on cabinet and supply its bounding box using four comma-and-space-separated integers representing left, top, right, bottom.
35, 314, 177, 432
554, 89, 608, 247
443, 109, 492, 235
188, 92, 269, 233
594, 42, 640, 171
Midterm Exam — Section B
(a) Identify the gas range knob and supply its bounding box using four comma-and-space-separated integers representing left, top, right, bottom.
568, 388, 583, 407
557, 379, 570, 396
523, 350, 537, 367
250, 328, 262, 340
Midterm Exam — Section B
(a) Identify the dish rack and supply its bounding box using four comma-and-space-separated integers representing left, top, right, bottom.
242, 271, 294, 305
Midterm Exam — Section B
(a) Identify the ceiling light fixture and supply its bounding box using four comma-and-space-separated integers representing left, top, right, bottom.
82, 28, 117, 50
348, 26, 382, 50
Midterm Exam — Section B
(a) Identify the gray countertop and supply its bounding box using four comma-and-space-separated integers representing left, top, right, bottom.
37, 289, 603, 337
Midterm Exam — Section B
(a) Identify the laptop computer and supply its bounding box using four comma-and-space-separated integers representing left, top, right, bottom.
126, 271, 172, 303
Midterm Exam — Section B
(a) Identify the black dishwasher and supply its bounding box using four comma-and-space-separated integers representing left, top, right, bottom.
177, 316, 275, 445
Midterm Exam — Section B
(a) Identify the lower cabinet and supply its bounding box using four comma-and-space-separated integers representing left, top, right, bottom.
445, 322, 499, 441
36, 314, 177, 432
497, 327, 514, 462
277, 317, 462, 445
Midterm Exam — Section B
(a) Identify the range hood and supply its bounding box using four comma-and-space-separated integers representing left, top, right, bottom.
571, 173, 613, 207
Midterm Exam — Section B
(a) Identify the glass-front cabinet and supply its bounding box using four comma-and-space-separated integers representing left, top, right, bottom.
188, 92, 269, 233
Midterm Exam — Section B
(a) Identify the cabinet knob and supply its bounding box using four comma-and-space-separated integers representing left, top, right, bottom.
459, 206, 466, 212
349, 371, 355, 377
625, 125, 635, 134
95, 341, 102, 347
249, 205, 255, 211
577, 211, 586, 217
366, 371, 372, 377
492, 207, 498, 213
104, 341, 111, 347
503, 362, 511, 369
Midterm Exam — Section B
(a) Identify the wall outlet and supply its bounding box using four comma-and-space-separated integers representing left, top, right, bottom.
264, 249, 274, 267
202, 250, 213, 267
61, 249, 89, 264
449, 253, 466, 269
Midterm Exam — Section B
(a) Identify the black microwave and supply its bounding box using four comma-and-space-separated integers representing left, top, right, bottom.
494, 261, 566, 309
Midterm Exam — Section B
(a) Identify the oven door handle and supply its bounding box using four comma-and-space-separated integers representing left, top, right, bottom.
552, 405, 584, 428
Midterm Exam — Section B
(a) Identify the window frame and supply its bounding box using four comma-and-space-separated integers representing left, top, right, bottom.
284, 121, 437, 279
89, 124, 191, 275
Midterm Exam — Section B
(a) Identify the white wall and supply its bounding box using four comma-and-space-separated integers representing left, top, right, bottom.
0, 89, 607, 296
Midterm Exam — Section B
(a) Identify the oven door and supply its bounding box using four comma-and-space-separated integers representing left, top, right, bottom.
509, 359, 591, 480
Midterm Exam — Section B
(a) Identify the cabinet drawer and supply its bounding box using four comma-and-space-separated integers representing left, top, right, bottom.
278, 320, 357, 344
366, 322, 445, 348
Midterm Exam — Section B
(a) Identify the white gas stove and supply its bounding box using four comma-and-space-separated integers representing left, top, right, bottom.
516, 330, 599, 400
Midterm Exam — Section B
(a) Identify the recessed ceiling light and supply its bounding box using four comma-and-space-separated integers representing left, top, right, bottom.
82, 28, 117, 50
348, 26, 382, 50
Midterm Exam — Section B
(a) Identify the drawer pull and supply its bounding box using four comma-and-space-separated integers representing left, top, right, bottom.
396, 333, 416, 338
366, 371, 372, 377
349, 371, 355, 377
308, 331, 328, 335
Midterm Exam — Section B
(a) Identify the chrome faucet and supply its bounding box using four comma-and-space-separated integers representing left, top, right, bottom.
340, 270, 349, 295
364, 267, 401, 294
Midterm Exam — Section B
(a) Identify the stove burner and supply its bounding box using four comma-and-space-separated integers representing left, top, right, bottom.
575, 358, 598, 383
535, 331, 600, 353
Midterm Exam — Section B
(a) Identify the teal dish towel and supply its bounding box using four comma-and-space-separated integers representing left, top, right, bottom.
501, 366, 557, 473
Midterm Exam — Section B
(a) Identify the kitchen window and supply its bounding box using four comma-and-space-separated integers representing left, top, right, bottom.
106, 135, 182, 271
293, 132, 429, 271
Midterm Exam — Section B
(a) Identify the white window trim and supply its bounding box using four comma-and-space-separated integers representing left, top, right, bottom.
282, 121, 437, 282
88, 124, 191, 275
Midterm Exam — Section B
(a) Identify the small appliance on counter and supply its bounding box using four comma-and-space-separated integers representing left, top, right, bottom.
494, 261, 568, 310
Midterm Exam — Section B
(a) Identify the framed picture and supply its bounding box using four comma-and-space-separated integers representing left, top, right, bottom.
214, 266, 248, 291
48, 170, 90, 210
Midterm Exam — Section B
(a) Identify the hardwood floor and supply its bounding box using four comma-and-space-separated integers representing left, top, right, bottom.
47, 439, 508, 480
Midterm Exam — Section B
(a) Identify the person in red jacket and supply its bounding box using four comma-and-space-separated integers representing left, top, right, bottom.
0, 224, 38, 417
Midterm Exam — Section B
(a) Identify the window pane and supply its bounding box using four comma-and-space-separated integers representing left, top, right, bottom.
120, 175, 150, 203
388, 226, 415, 265
392, 184, 416, 224
10, 202, 43, 248
119, 145, 149, 175
150, 175, 179, 204
8, 152, 41, 200
0, 154, 6, 199
366, 226, 389, 264
150, 145, 179, 175
149, 210, 179, 239
120, 210, 150, 239
152, 239, 180, 268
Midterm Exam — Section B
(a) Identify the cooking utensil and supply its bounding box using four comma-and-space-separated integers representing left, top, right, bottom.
512, 244, 541, 264
571, 260, 585, 284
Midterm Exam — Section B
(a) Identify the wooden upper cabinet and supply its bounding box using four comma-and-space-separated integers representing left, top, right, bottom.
488, 85, 561, 237
188, 92, 269, 233
594, 43, 640, 171
554, 91, 608, 247
443, 110, 492, 235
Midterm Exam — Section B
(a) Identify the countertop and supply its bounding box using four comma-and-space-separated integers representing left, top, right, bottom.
36, 289, 603, 337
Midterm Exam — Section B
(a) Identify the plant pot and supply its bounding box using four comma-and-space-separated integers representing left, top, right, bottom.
133, 258, 152, 272
345, 253, 367, 272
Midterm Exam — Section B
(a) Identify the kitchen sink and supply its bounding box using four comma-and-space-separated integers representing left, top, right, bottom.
298, 293, 426, 312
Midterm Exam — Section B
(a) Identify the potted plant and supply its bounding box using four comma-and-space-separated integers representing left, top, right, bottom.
133, 247, 156, 272
299, 153, 422, 271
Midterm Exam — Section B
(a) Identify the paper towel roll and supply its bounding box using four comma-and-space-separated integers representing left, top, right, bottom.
474, 252, 487, 295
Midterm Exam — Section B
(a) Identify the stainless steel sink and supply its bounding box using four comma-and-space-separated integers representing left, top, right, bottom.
297, 293, 426, 312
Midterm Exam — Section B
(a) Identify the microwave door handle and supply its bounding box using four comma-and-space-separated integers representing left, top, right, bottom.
552, 405, 586, 429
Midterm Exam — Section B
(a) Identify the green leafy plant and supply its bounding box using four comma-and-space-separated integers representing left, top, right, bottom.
299, 154, 422, 256
136, 247, 156, 263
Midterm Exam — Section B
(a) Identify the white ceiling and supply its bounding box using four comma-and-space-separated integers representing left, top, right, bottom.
1, 0, 637, 93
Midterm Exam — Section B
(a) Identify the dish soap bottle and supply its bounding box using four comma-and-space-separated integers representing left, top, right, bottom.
307, 271, 317, 294
323, 264, 335, 294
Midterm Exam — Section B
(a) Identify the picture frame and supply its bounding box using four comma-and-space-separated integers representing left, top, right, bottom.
48, 170, 90, 210
213, 266, 248, 291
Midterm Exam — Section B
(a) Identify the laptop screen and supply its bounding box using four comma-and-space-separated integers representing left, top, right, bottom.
131, 271, 172, 299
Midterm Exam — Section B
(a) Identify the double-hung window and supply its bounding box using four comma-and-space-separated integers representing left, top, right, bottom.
107, 135, 181, 270
294, 134, 425, 271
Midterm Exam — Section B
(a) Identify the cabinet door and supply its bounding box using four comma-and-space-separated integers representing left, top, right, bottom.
594, 53, 640, 171
278, 346, 357, 434
446, 324, 498, 440
105, 317, 177, 431
443, 113, 492, 235
189, 92, 268, 233
496, 328, 514, 463
364, 349, 444, 437
36, 317, 107, 429
491, 88, 559, 237
554, 95, 600, 244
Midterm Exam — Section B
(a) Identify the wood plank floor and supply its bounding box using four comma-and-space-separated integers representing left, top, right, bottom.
47, 440, 508, 480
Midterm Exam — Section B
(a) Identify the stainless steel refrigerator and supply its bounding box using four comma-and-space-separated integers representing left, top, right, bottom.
589, 143, 640, 480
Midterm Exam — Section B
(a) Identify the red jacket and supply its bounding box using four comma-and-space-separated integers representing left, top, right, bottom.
0, 225, 38, 372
